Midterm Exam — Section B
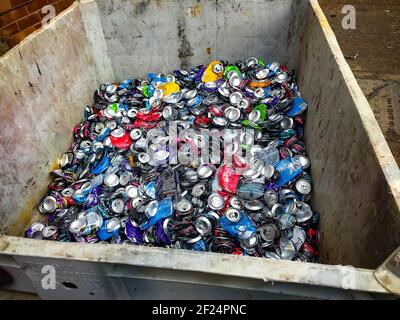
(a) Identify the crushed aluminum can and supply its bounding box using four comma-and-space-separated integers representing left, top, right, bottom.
244, 200, 264, 213
260, 224, 280, 246
225, 208, 241, 223
208, 193, 225, 211
145, 200, 159, 219
224, 107, 241, 122
194, 216, 212, 237
264, 190, 279, 208
240, 233, 259, 253
40, 195, 66, 213
111, 198, 125, 214
230, 196, 244, 210
295, 179, 312, 195
191, 182, 207, 198
176, 198, 193, 216
295, 202, 313, 223
69, 218, 87, 235
24, 222, 46, 239
279, 237, 297, 260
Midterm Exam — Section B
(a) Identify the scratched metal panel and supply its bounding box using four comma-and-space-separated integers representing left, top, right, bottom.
0, 4, 99, 235
297, 2, 400, 268
357, 79, 400, 152
121, 278, 304, 299
96, 0, 300, 80
12, 255, 116, 299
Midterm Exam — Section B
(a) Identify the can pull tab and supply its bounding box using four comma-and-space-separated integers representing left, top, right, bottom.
374, 246, 400, 295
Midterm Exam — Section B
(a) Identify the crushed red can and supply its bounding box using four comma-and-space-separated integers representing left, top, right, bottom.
110, 128, 132, 150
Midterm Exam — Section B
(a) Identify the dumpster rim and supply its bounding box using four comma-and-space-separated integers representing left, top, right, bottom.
0, 235, 390, 294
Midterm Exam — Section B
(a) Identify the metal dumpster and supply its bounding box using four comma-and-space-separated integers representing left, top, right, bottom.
0, 0, 399, 299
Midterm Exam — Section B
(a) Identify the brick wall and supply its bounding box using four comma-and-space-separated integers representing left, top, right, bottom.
0, 0, 75, 52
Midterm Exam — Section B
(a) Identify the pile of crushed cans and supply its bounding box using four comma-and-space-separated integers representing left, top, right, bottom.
25, 57, 320, 262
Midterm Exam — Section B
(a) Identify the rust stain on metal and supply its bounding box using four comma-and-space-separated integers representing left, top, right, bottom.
188, 4, 202, 17
376, 271, 399, 294
0, 238, 9, 251
5, 197, 43, 236
135, 0, 151, 15
231, 0, 243, 13
177, 17, 194, 70
394, 251, 400, 267
50, 158, 60, 171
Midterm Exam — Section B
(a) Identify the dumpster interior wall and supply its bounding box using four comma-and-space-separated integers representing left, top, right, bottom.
0, 0, 399, 271
93, 0, 303, 80
0, 4, 99, 235
298, 3, 400, 268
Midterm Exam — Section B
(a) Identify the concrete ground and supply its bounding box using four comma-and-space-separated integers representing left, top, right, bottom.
319, 0, 400, 163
